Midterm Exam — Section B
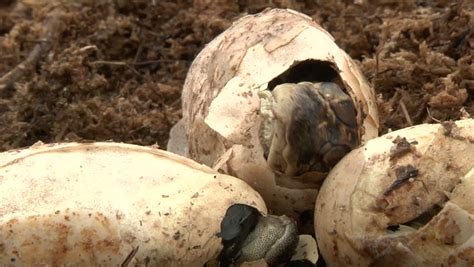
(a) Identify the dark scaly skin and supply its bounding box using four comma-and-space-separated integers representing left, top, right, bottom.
219, 204, 260, 266
239, 215, 298, 265
218, 204, 299, 266
266, 82, 359, 182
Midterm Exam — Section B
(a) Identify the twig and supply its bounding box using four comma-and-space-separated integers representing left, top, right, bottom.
89, 60, 142, 76
373, 37, 386, 90
90, 60, 128, 66
132, 59, 185, 65
130, 41, 144, 76
133, 42, 144, 64
78, 45, 98, 53
120, 246, 140, 267
426, 107, 442, 123
374, 46, 380, 89
0, 10, 62, 93
90, 59, 186, 66
400, 100, 413, 126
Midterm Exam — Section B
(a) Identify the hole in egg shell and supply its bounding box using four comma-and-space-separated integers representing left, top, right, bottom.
386, 203, 444, 234
258, 60, 361, 190
267, 60, 344, 91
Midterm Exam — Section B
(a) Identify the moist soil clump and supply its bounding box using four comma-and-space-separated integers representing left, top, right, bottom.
0, 0, 473, 151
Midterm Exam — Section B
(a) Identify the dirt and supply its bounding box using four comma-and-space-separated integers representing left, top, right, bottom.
0, 0, 473, 152
389, 136, 416, 160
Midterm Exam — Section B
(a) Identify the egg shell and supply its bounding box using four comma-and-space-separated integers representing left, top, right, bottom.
315, 119, 474, 266
0, 142, 266, 266
169, 8, 379, 219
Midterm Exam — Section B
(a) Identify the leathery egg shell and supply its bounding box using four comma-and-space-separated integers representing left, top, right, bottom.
0, 142, 266, 266
168, 8, 379, 221
315, 119, 474, 266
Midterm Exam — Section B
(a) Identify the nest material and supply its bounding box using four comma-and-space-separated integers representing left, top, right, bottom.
0, 0, 472, 151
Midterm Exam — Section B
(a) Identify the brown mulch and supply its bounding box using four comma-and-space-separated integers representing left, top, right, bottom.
0, 0, 472, 151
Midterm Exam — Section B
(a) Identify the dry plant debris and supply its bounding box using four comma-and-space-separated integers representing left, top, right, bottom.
0, 0, 473, 151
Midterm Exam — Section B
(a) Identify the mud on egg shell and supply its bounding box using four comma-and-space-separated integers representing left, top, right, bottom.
0, 142, 268, 266
315, 119, 474, 266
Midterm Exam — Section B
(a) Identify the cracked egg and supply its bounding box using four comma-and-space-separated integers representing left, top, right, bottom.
315, 119, 474, 266
0, 142, 274, 266
167, 8, 379, 222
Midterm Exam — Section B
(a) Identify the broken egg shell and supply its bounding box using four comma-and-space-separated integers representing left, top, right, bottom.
315, 119, 474, 266
0, 142, 266, 266
169, 8, 379, 221
290, 234, 319, 264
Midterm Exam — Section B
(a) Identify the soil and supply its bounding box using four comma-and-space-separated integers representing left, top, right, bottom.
0, 0, 473, 152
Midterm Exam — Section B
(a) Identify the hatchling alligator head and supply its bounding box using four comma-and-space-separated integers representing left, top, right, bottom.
259, 81, 360, 189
